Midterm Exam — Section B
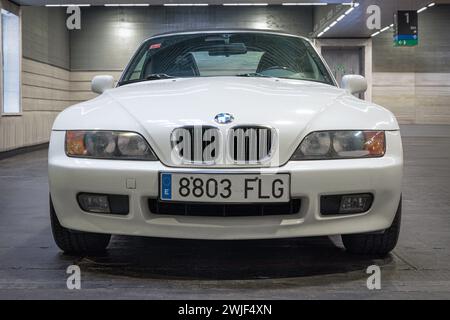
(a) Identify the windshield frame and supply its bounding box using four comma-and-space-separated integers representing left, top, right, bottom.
118, 30, 338, 87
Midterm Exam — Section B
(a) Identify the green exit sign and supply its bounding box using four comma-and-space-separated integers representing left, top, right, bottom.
395, 38, 418, 46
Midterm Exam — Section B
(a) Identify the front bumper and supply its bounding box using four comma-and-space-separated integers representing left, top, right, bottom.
48, 130, 403, 240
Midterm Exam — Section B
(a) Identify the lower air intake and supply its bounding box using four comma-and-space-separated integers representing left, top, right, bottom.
148, 199, 301, 217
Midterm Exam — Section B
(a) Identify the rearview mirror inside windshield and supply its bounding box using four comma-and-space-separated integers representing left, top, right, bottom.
207, 43, 247, 56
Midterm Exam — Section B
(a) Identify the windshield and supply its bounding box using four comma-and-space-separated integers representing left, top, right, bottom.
119, 32, 335, 86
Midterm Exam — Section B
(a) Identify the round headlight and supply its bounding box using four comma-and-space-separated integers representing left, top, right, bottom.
117, 133, 150, 157
85, 131, 116, 157
333, 131, 368, 157
300, 132, 331, 156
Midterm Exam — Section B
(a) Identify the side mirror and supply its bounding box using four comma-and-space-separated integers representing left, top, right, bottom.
91, 75, 115, 94
342, 75, 367, 95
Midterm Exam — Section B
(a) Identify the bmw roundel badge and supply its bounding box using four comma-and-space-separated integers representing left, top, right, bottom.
214, 113, 234, 124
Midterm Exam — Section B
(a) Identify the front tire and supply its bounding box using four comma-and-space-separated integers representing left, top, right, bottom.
342, 198, 401, 256
50, 196, 111, 255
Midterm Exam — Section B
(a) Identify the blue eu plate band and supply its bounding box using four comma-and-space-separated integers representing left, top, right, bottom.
161, 173, 172, 200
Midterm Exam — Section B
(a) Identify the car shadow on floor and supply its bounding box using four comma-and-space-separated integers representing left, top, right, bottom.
74, 235, 393, 280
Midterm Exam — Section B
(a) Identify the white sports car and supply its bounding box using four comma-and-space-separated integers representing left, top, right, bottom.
48, 30, 403, 256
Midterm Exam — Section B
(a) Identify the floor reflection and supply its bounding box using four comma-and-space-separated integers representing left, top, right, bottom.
75, 236, 392, 280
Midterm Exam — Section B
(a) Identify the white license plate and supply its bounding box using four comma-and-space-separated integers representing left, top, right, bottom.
160, 173, 290, 203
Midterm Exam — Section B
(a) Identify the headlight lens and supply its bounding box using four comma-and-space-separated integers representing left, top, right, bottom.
66, 131, 157, 160
291, 131, 385, 160
299, 131, 331, 156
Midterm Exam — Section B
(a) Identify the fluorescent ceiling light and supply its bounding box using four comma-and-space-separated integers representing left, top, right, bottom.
428, 3, 435, 7
417, 6, 427, 13
164, 3, 209, 6
223, 3, 268, 6
105, 4, 150, 6
336, 14, 346, 22
46, 4, 90, 6
371, 31, 380, 37
282, 3, 327, 5
371, 25, 390, 37
344, 7, 354, 15
313, 2, 359, 38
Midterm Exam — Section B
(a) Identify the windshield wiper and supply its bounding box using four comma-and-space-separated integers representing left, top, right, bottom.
236, 72, 274, 78
118, 74, 176, 86
146, 73, 175, 80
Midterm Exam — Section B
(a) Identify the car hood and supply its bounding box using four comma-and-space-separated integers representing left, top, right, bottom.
53, 77, 399, 167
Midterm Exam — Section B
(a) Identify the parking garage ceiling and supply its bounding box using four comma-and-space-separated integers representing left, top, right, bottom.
14, 0, 449, 7
11, 0, 450, 38
12, 0, 449, 3
315, 0, 439, 37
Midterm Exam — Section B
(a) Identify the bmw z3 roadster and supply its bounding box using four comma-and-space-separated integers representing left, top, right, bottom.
48, 30, 403, 256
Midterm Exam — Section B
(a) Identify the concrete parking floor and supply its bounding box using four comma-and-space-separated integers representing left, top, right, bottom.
0, 125, 449, 299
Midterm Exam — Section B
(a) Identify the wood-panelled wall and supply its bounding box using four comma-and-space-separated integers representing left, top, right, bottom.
0, 58, 121, 152
0, 59, 68, 152
70, 70, 122, 103
373, 72, 450, 124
